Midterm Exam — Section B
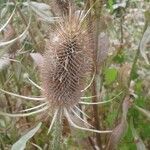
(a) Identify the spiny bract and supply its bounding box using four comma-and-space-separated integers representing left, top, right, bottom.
41, 12, 93, 108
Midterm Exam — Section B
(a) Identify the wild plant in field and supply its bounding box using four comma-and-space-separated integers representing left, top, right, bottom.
0, 4, 114, 135
0, 2, 116, 149
1, 1, 149, 150
0, 1, 124, 149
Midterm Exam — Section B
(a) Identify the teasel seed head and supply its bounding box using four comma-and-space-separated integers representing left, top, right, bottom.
41, 10, 93, 109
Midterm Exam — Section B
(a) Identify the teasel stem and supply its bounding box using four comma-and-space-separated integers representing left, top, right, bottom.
52, 108, 63, 150
90, 0, 103, 149
128, 20, 148, 87
113, 5, 126, 126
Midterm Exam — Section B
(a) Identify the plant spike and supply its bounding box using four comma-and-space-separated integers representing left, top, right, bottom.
0, 88, 45, 101
64, 108, 112, 134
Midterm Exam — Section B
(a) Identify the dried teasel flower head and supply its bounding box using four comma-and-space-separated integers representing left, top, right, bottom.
41, 8, 93, 109
0, 2, 112, 138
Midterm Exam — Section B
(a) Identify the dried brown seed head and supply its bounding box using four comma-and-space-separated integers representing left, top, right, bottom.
41, 12, 93, 109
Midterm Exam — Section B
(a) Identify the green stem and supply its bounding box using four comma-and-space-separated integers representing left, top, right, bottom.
128, 15, 148, 87
128, 46, 140, 87
52, 108, 63, 150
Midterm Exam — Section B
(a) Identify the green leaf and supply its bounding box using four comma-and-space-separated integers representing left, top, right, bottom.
107, 111, 117, 126
135, 80, 142, 94
108, 0, 114, 11
11, 122, 42, 150
104, 68, 118, 85
140, 123, 150, 138
113, 53, 125, 64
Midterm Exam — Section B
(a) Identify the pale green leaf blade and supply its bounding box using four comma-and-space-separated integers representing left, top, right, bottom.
11, 122, 42, 150
23, 1, 56, 22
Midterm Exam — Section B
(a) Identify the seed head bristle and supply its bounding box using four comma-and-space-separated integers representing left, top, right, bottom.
41, 9, 93, 109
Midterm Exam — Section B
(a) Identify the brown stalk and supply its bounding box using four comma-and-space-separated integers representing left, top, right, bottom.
113, 5, 127, 126
88, 136, 97, 150
91, 82, 102, 149
89, 0, 104, 149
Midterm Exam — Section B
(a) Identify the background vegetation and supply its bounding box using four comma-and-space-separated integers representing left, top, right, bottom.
0, 0, 149, 149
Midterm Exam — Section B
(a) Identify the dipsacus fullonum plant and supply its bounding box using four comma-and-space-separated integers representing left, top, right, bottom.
1, 1, 149, 150
0, 3, 119, 142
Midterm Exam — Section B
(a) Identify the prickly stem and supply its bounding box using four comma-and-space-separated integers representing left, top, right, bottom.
52, 108, 63, 150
